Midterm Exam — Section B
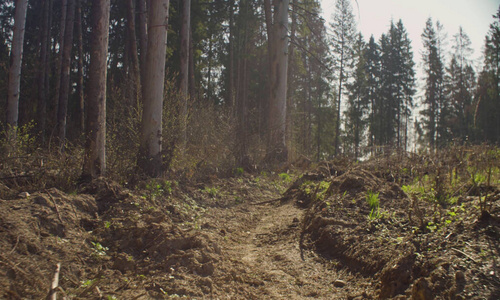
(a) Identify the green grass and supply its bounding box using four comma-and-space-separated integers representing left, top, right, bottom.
366, 190, 380, 219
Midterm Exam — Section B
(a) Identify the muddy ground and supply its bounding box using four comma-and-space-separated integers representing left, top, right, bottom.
0, 159, 499, 299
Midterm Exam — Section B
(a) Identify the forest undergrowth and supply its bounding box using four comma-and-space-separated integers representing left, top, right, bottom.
0, 137, 499, 299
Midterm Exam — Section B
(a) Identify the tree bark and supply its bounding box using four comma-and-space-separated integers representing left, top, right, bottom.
137, 0, 148, 97
6, 0, 28, 131
126, 0, 140, 106
83, 0, 110, 179
57, 0, 76, 143
179, 0, 190, 148
286, 0, 297, 162
76, 0, 85, 133
188, 32, 196, 99
38, 0, 51, 141
53, 0, 68, 123
264, 0, 289, 164
228, 0, 235, 109
138, 0, 169, 177
334, 45, 344, 156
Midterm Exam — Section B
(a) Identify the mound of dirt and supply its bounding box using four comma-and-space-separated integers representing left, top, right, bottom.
0, 178, 225, 299
298, 168, 500, 299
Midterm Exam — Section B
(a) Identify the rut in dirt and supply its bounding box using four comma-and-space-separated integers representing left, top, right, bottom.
207, 199, 375, 299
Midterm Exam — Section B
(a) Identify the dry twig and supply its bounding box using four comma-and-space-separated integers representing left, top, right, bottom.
46, 262, 61, 300
45, 190, 64, 224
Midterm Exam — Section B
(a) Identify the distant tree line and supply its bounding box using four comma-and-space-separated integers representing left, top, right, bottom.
1, 0, 499, 178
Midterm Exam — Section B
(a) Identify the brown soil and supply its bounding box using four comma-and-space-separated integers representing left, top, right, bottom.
1, 165, 499, 299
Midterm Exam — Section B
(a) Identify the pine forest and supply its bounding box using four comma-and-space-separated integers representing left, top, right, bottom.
0, 0, 499, 299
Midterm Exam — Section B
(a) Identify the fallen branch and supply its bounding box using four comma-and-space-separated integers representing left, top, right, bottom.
451, 247, 479, 264
0, 174, 33, 181
45, 190, 64, 224
46, 262, 61, 300
251, 198, 283, 206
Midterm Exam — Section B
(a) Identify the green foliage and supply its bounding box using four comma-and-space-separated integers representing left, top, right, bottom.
366, 190, 380, 219
0, 121, 37, 157
235, 167, 244, 176
278, 172, 292, 183
90, 241, 108, 256
144, 179, 173, 203
80, 279, 97, 288
203, 187, 219, 198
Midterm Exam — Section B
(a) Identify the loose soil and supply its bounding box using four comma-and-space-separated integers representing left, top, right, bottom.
0, 161, 499, 299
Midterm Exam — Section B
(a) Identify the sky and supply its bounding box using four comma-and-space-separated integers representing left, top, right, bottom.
321, 0, 500, 94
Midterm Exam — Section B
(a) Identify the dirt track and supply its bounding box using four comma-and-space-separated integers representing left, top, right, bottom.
208, 200, 373, 299
1, 168, 499, 299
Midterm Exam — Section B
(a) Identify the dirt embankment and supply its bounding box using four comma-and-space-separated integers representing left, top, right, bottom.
1, 163, 499, 299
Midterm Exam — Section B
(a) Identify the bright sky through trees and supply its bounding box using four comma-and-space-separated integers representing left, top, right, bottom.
321, 0, 499, 72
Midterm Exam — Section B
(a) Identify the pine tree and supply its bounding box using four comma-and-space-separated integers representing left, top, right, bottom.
6, 0, 28, 132
475, 6, 500, 143
345, 33, 368, 159
377, 20, 415, 150
82, 0, 110, 179
138, 0, 170, 177
330, 0, 357, 156
446, 27, 476, 142
364, 35, 381, 152
421, 17, 445, 151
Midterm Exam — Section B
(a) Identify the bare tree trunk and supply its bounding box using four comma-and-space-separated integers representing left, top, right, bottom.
38, 0, 51, 141
76, 0, 85, 134
138, 0, 170, 177
334, 46, 344, 156
57, 0, 76, 143
188, 32, 196, 99
6, 0, 28, 132
236, 7, 249, 167
286, 0, 297, 162
179, 0, 190, 148
137, 0, 148, 98
264, 0, 289, 164
126, 0, 140, 106
228, 0, 235, 109
83, 0, 110, 179
53, 0, 68, 123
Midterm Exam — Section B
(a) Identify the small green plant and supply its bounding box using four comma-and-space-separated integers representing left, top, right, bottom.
91, 241, 108, 256
81, 279, 96, 288
104, 221, 111, 229
203, 186, 219, 198
278, 172, 292, 183
426, 221, 437, 233
366, 190, 380, 219
235, 167, 244, 176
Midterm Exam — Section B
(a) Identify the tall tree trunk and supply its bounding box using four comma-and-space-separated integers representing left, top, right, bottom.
236, 7, 249, 167
126, 0, 140, 106
228, 0, 235, 109
188, 32, 196, 99
83, 0, 111, 179
57, 0, 76, 143
76, 0, 85, 134
334, 45, 344, 156
138, 0, 170, 177
179, 0, 190, 148
264, 0, 289, 164
137, 0, 148, 98
6, 0, 28, 132
38, 0, 51, 142
53, 0, 68, 124
286, 0, 297, 162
